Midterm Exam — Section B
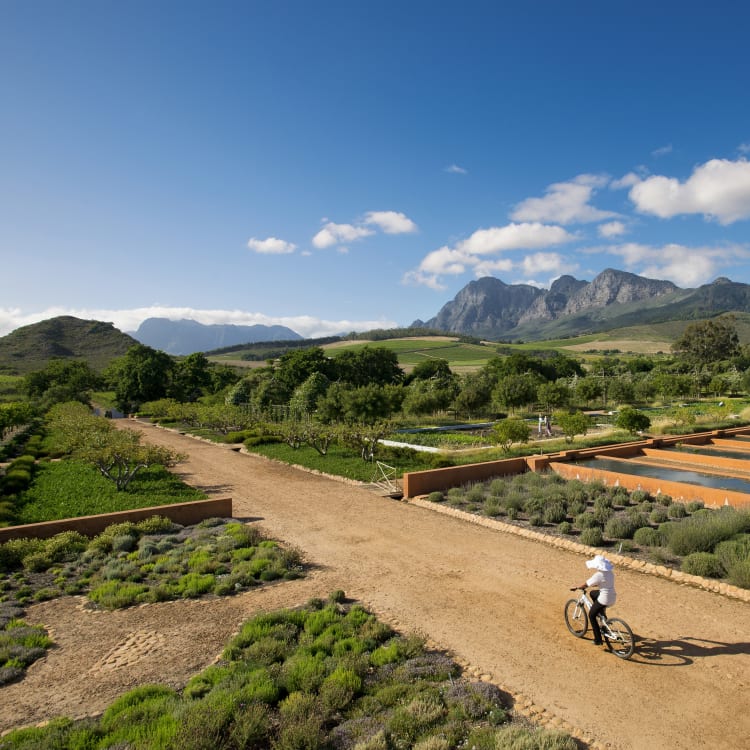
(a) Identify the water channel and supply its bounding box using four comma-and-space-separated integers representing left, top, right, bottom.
580, 456, 750, 494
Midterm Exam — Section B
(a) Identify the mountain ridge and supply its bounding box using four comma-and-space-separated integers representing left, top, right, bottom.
413, 269, 746, 340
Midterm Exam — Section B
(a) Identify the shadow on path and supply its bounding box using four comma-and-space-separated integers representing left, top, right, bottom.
632, 636, 750, 667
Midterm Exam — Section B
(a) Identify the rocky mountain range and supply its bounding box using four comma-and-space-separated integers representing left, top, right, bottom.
129, 318, 302, 355
413, 269, 750, 340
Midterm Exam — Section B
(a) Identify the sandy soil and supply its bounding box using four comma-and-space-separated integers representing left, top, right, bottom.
3, 421, 749, 749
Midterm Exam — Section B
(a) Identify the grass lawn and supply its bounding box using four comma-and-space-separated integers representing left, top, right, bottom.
13, 461, 206, 525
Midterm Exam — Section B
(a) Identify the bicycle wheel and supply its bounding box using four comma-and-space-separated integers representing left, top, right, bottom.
564, 599, 588, 637
603, 617, 635, 659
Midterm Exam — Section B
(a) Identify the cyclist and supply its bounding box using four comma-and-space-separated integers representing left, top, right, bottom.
571, 554, 616, 646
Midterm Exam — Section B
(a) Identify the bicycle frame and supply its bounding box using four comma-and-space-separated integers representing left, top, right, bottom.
564, 587, 635, 659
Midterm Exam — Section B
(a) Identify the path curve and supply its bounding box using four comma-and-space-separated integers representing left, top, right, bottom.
4, 421, 749, 749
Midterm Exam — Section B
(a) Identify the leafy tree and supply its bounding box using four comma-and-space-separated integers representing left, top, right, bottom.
491, 418, 531, 452
673, 316, 740, 365
339, 420, 393, 461
454, 372, 493, 418
303, 420, 337, 455
401, 378, 458, 416
615, 407, 651, 435
574, 377, 603, 407
46, 402, 184, 490
275, 347, 335, 395
404, 358, 453, 385
24, 359, 103, 409
288, 372, 330, 418
106, 344, 175, 414
556, 411, 590, 443
0, 402, 35, 440
492, 373, 538, 414
608, 377, 635, 406
333, 346, 404, 387
169, 353, 212, 402
536, 381, 570, 413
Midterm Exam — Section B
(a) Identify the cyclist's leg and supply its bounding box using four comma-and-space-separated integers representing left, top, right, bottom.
589, 590, 604, 644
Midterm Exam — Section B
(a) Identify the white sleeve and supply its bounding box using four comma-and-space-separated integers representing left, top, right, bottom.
586, 572, 603, 588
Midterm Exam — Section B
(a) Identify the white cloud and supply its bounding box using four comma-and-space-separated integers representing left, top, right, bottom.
606, 242, 750, 287
455, 222, 574, 255
364, 211, 418, 234
0, 306, 397, 340
444, 164, 468, 174
520, 252, 571, 276
404, 222, 574, 288
629, 158, 750, 224
598, 221, 627, 238
247, 236, 297, 254
511, 174, 617, 225
739, 143, 750, 154
610, 172, 643, 190
312, 221, 375, 249
652, 144, 673, 157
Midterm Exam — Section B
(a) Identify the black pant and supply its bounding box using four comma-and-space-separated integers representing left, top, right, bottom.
589, 590, 606, 643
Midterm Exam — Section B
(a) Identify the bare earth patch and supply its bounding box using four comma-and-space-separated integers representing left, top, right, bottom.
2, 421, 748, 750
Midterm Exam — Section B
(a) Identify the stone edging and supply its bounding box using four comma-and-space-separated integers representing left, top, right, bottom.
408, 497, 750, 604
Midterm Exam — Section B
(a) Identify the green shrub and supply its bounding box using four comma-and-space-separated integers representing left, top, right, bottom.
557, 521, 572, 535
633, 527, 661, 547
681, 552, 724, 577
666, 509, 750, 556
579, 527, 604, 547
714, 536, 750, 570
686, 500, 705, 513
649, 508, 669, 524
668, 503, 688, 519
656, 493, 673, 506
574, 512, 600, 530
543, 502, 567, 525
604, 516, 640, 540
629, 489, 651, 504
492, 726, 579, 749
88, 580, 149, 609
726, 559, 750, 588
427, 492, 444, 503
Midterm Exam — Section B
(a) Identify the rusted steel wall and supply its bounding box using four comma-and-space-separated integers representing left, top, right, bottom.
402, 458, 527, 498
549, 462, 750, 510
0, 497, 233, 543
641, 447, 750, 474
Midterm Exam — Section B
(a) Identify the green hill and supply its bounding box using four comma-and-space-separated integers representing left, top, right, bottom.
0, 316, 138, 375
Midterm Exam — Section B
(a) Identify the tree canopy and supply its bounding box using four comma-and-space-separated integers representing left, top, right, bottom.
672, 316, 740, 366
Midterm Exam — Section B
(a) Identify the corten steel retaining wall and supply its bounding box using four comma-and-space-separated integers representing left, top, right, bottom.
402, 458, 528, 498
0, 497, 233, 543
640, 447, 750, 474
401, 426, 750, 498
549, 461, 750, 509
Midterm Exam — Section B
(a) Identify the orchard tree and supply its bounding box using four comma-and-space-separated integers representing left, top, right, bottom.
454, 372, 493, 418
673, 316, 740, 366
46, 402, 184, 490
0, 402, 35, 440
492, 373, 538, 414
334, 346, 404, 387
491, 417, 531, 453
615, 407, 651, 435
170, 353, 212, 402
537, 381, 570, 413
555, 411, 590, 443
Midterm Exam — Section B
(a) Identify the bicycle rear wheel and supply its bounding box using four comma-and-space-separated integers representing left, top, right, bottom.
603, 617, 635, 659
564, 599, 588, 637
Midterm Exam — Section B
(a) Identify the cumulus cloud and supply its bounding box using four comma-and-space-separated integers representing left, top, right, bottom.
444, 164, 468, 174
247, 236, 297, 254
739, 143, 750, 154
520, 252, 572, 276
606, 242, 750, 287
403, 222, 575, 289
312, 210, 417, 249
364, 211, 418, 234
629, 158, 750, 224
0, 306, 397, 340
598, 221, 627, 238
312, 222, 375, 249
610, 172, 643, 190
511, 174, 617, 225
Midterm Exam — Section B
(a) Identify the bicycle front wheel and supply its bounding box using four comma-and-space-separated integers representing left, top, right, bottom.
564, 599, 588, 638
604, 617, 635, 659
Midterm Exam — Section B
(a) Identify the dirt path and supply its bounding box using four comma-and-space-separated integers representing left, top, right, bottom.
3, 422, 749, 749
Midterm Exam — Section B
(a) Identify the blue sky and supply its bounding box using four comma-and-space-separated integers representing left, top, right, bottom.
2, 1, 750, 338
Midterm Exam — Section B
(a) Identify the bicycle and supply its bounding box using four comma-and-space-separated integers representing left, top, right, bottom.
564, 587, 635, 659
